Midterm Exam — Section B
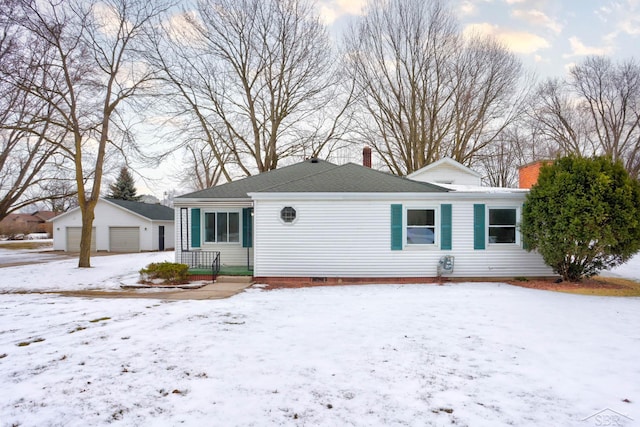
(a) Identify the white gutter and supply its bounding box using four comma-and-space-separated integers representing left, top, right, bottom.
173, 198, 252, 207
247, 191, 528, 201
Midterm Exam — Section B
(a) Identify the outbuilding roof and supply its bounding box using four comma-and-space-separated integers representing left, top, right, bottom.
104, 198, 174, 220
178, 159, 448, 199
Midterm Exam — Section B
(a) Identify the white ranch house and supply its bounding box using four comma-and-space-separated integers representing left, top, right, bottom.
51, 198, 174, 253
174, 156, 554, 284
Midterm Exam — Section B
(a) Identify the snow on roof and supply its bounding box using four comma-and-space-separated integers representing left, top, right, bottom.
432, 183, 529, 193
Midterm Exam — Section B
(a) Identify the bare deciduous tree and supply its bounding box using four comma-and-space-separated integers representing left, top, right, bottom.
529, 56, 640, 179
571, 56, 640, 178
344, 0, 525, 175
0, 1, 74, 221
527, 78, 591, 156
181, 141, 230, 191
13, 0, 170, 267
148, 0, 351, 180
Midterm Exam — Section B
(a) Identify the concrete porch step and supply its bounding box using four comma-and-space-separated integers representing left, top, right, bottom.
216, 275, 254, 284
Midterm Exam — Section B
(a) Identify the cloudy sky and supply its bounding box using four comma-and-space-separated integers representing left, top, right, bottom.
319, 0, 640, 79
137, 0, 639, 198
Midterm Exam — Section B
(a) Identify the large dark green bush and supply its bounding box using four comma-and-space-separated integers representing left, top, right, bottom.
139, 262, 189, 285
522, 156, 640, 281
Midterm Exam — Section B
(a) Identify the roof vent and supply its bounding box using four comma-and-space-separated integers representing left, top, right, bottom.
310, 158, 319, 163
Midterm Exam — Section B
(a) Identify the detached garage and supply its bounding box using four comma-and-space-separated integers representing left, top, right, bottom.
51, 198, 174, 252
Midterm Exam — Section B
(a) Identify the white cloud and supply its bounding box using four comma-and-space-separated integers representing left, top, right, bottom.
319, 5, 338, 25
512, 9, 563, 34
464, 23, 550, 54
595, 5, 612, 22
595, 0, 640, 40
336, 0, 366, 15
599, 6, 612, 15
459, 1, 476, 16
564, 61, 576, 75
563, 36, 611, 58
533, 54, 549, 63
318, 0, 366, 25
93, 3, 129, 36
164, 11, 204, 46
618, 14, 640, 35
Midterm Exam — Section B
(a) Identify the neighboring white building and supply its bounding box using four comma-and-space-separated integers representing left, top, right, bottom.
51, 198, 174, 252
174, 158, 555, 283
408, 157, 482, 186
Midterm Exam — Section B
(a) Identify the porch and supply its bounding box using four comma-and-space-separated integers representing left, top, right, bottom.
178, 249, 253, 281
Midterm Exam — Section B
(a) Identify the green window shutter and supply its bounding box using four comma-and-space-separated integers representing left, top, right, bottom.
191, 208, 201, 248
441, 204, 452, 250
521, 204, 529, 250
473, 204, 485, 250
390, 204, 403, 250
242, 207, 253, 248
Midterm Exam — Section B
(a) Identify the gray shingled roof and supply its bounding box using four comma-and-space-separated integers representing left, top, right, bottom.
105, 198, 174, 220
257, 163, 448, 193
178, 159, 447, 199
177, 159, 339, 199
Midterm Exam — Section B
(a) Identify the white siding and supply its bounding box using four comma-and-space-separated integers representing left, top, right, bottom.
152, 222, 174, 251
51, 200, 173, 251
253, 197, 554, 278
410, 163, 481, 186
174, 204, 253, 267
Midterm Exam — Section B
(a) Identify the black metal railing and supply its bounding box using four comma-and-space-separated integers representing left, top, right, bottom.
179, 250, 221, 282
212, 252, 220, 282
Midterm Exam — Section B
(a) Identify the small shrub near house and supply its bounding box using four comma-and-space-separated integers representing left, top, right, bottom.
139, 262, 189, 285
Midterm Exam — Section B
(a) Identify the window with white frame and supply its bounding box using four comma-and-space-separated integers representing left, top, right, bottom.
406, 208, 436, 244
204, 212, 240, 243
488, 208, 517, 244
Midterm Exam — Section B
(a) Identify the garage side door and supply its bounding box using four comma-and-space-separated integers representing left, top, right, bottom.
109, 227, 140, 252
66, 227, 96, 252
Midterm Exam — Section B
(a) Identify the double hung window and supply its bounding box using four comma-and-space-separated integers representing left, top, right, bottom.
488, 208, 517, 244
204, 212, 240, 243
406, 209, 436, 245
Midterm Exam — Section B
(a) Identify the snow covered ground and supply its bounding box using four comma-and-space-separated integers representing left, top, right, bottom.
0, 253, 639, 426
0, 251, 174, 292
600, 253, 640, 282
0, 250, 638, 294
0, 239, 62, 267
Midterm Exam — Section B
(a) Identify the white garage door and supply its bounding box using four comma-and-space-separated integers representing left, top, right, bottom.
66, 227, 96, 252
109, 227, 140, 252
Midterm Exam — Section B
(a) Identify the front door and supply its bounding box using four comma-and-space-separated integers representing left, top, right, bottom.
159, 226, 165, 251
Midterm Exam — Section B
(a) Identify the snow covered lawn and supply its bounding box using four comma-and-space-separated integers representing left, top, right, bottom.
1, 282, 639, 426
0, 253, 639, 426
0, 251, 174, 292
0, 250, 638, 293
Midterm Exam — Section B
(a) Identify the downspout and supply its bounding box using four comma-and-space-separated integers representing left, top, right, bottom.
247, 203, 254, 272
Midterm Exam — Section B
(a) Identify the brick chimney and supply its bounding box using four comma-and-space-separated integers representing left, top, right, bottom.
518, 160, 552, 189
363, 146, 372, 168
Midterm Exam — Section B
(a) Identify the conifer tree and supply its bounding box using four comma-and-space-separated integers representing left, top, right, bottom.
107, 167, 141, 201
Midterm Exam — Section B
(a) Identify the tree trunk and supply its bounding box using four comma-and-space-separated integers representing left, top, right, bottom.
78, 199, 97, 267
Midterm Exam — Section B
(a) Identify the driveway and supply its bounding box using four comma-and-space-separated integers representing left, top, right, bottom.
56, 279, 253, 300
0, 240, 113, 268
0, 247, 73, 268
